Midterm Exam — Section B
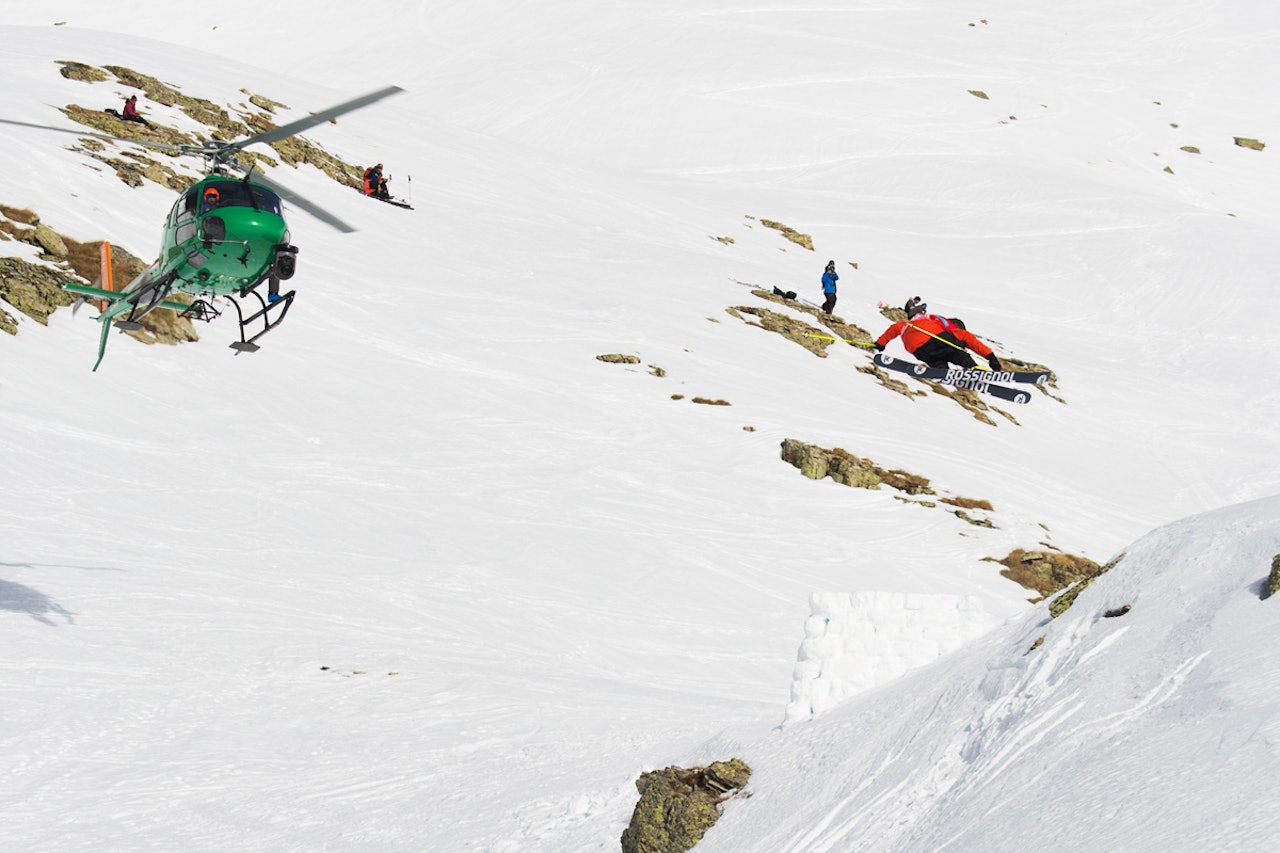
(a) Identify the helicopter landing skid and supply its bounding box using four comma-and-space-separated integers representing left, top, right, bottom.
228, 287, 296, 353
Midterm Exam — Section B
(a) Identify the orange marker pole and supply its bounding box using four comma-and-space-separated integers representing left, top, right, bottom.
97, 240, 114, 312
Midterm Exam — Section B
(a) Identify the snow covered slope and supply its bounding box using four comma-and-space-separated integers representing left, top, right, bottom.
2, 2, 1278, 850
701, 495, 1280, 852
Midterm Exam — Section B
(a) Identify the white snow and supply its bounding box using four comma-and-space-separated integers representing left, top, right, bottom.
2, 2, 1279, 851
786, 591, 1001, 725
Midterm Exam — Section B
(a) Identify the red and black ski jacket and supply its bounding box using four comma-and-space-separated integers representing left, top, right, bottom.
876, 314, 994, 357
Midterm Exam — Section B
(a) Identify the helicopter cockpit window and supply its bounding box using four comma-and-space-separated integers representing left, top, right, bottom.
200, 183, 237, 213
249, 186, 283, 216
198, 182, 283, 216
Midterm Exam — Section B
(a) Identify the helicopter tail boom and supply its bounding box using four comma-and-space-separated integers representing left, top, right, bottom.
63, 283, 190, 314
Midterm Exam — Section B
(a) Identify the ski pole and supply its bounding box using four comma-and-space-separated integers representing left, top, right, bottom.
407, 174, 412, 206
906, 322, 968, 353
803, 332, 877, 348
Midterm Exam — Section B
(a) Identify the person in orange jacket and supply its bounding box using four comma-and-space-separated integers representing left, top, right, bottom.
875, 297, 1002, 371
363, 164, 391, 199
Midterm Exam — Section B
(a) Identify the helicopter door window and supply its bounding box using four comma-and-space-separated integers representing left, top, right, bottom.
169, 192, 196, 227
172, 191, 199, 242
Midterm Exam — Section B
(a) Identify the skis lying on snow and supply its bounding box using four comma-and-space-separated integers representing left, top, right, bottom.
873, 353, 1042, 404
873, 354, 1050, 385
372, 195, 414, 209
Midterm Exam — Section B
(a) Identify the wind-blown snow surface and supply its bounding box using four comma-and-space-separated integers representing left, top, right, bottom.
1, 2, 1278, 850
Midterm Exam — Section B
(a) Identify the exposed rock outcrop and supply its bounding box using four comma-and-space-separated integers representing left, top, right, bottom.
986, 548, 1104, 599
1042, 553, 1125, 616
780, 438, 935, 494
759, 218, 813, 251
621, 760, 751, 853
1262, 554, 1280, 600
54, 62, 364, 191
0, 257, 77, 333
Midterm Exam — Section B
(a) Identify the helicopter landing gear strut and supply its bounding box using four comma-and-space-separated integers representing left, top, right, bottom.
228, 278, 296, 353
112, 270, 178, 331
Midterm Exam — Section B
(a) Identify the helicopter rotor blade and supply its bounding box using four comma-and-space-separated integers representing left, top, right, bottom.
242, 166, 357, 234
0, 116, 186, 156
4, 85, 402, 234
224, 85, 404, 154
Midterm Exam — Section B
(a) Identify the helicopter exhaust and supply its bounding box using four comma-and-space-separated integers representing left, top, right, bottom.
273, 244, 299, 280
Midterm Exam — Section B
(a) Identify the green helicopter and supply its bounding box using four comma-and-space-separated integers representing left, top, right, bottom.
0, 85, 402, 369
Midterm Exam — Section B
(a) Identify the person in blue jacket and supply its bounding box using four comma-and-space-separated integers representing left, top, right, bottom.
821, 261, 838, 314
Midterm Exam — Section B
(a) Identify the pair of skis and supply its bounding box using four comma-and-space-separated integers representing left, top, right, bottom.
872, 353, 1048, 404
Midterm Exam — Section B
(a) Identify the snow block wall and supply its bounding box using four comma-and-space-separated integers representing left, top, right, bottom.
784, 591, 1002, 724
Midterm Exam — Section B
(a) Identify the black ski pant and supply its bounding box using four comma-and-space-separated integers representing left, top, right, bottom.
912, 334, 978, 369
821, 293, 837, 314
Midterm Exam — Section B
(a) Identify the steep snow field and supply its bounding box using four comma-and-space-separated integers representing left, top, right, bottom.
703, 495, 1280, 852
2, 2, 1279, 850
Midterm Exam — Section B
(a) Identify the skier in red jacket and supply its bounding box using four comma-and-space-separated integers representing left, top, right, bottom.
875, 298, 1002, 371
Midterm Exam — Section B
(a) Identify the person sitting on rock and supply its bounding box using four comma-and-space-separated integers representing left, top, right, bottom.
121, 95, 152, 127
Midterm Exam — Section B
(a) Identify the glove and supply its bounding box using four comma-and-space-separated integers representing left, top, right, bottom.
986, 354, 1002, 371
874, 343, 885, 352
